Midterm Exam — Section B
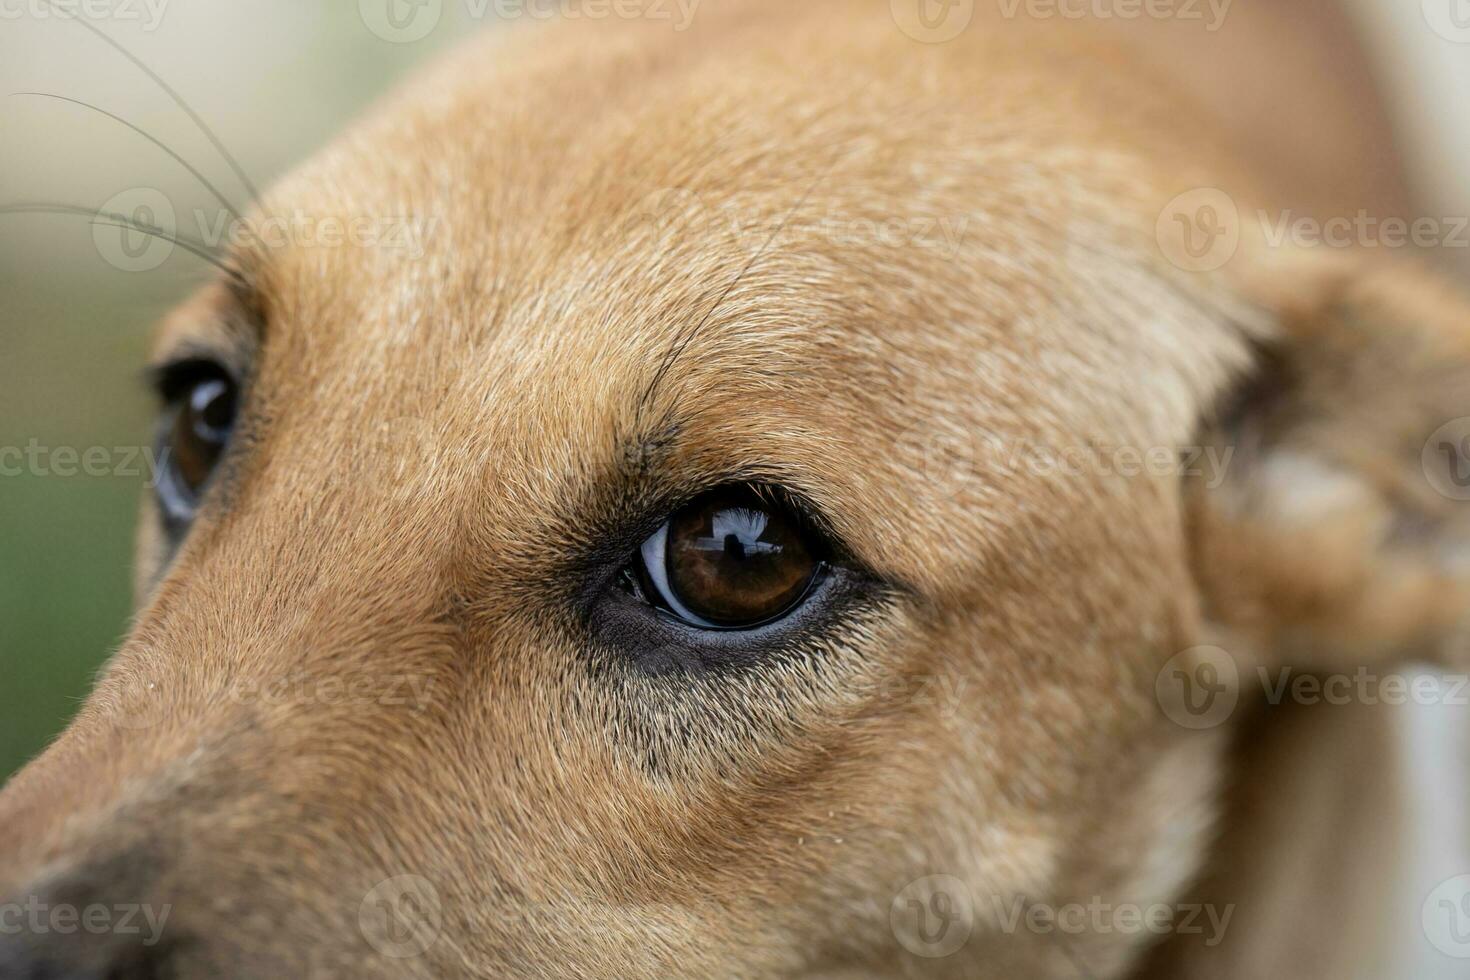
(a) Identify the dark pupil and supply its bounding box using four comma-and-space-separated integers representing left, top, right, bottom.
171, 378, 235, 493
666, 492, 817, 625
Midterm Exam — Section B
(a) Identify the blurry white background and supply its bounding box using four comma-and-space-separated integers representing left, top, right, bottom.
1346, 0, 1470, 277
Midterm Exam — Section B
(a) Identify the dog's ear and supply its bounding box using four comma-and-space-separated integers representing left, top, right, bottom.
1188, 250, 1470, 673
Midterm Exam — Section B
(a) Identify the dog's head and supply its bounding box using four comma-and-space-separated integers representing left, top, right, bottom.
4, 4, 1469, 977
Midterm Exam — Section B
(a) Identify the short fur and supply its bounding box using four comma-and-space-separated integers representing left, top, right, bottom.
2, 2, 1467, 977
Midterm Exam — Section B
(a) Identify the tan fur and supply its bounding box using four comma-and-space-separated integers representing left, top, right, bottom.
1, 2, 1467, 977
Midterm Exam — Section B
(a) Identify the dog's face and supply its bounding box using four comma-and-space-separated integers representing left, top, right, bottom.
4, 4, 1470, 978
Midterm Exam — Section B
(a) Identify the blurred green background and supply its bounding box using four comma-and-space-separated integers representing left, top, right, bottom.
0, 3, 480, 779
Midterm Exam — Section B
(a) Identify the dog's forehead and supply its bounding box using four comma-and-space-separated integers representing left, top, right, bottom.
234, 101, 1071, 422
164, 11, 1219, 414
210, 131, 915, 425
153, 12, 1245, 590
236, 16, 1036, 360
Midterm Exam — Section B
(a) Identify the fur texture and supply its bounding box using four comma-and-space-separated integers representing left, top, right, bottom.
1, 2, 1467, 977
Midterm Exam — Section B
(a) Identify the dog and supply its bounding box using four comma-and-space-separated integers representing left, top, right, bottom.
2, 1, 1468, 976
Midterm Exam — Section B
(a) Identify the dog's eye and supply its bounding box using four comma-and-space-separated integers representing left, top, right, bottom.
634, 487, 825, 629
155, 363, 238, 521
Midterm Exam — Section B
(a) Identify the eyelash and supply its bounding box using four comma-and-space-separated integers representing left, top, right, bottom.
149, 357, 230, 400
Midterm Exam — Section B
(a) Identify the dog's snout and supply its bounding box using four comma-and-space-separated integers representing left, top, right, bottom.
0, 858, 177, 980
0, 940, 166, 980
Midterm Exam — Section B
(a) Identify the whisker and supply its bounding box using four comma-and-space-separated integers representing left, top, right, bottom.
636, 92, 947, 416
638, 153, 844, 414
0, 201, 247, 286
35, 0, 262, 209
11, 92, 244, 224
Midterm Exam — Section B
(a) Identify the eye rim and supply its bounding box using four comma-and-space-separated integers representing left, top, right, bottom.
574, 477, 893, 677
630, 484, 830, 632
151, 358, 240, 524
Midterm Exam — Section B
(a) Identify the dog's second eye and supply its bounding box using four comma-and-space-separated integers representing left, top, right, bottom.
156, 367, 237, 521
635, 488, 824, 629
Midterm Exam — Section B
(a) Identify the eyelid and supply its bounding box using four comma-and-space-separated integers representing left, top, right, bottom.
146, 357, 236, 403
639, 522, 723, 629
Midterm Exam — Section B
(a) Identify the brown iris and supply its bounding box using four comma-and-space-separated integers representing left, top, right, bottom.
648, 487, 822, 627
166, 376, 236, 499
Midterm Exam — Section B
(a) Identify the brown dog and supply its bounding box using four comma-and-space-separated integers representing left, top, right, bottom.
2, 2, 1469, 977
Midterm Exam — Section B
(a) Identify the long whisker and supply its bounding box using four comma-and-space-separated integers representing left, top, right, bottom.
0, 201, 246, 285
638, 154, 844, 414
11, 92, 244, 224
35, 0, 262, 209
